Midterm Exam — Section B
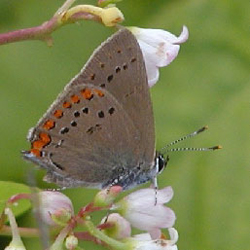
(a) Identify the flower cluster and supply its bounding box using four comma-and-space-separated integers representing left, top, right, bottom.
106, 187, 178, 249
4, 186, 177, 250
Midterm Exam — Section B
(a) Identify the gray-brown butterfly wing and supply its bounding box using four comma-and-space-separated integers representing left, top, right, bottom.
23, 29, 155, 189
74, 29, 155, 165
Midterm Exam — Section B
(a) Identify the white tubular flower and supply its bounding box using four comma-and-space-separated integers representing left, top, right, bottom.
114, 187, 175, 239
38, 191, 74, 226
129, 26, 189, 87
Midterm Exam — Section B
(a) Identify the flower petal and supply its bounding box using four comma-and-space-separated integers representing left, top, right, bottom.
129, 25, 188, 86
130, 228, 179, 250
146, 64, 159, 87
133, 233, 152, 241
173, 26, 189, 44
124, 186, 173, 206
167, 228, 179, 246
126, 205, 176, 231
149, 228, 161, 240
117, 187, 175, 232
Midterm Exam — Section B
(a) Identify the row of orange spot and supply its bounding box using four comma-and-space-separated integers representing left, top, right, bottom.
30, 88, 105, 157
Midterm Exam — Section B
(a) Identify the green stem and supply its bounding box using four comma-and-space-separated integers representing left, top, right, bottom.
0, 1, 124, 46
0, 225, 41, 238
85, 219, 126, 250
50, 225, 71, 250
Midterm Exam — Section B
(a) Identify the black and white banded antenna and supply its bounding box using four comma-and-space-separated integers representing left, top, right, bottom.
160, 125, 222, 155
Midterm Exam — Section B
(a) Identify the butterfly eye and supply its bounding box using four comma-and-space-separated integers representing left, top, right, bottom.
155, 154, 168, 174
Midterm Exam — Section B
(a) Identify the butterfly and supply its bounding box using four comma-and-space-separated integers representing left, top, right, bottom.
23, 29, 167, 190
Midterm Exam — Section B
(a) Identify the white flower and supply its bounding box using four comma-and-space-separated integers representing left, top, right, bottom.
129, 26, 189, 87
129, 228, 179, 250
114, 187, 175, 239
38, 191, 74, 226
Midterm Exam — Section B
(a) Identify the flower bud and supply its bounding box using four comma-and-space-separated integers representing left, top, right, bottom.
65, 235, 78, 250
38, 191, 74, 226
100, 7, 124, 27
101, 213, 131, 240
94, 186, 122, 207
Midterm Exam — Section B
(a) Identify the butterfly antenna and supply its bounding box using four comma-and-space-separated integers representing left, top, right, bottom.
164, 145, 222, 153
160, 125, 222, 154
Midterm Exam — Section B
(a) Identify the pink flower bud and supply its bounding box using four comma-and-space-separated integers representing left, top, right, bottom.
38, 191, 74, 226
94, 186, 122, 207
129, 26, 189, 87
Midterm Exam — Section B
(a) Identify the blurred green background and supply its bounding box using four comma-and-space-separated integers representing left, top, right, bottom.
0, 0, 249, 249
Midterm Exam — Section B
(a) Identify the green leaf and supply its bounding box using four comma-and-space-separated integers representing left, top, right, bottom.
0, 181, 32, 219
